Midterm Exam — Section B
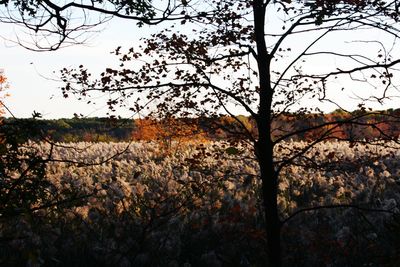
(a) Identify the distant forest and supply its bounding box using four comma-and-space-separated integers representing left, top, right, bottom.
2, 117, 136, 142
3, 109, 400, 142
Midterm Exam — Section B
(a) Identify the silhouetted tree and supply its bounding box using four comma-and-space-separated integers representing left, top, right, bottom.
3, 0, 400, 265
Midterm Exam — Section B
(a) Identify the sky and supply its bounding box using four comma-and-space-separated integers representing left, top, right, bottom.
0, 19, 158, 119
1, 6, 399, 119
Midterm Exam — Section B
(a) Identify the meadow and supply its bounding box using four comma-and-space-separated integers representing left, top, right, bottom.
2, 140, 400, 266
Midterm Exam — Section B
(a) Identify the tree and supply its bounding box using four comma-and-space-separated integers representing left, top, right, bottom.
0, 69, 8, 117
3, 0, 400, 265
132, 116, 207, 152
0, 69, 9, 143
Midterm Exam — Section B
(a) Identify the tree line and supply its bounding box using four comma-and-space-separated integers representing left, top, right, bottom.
3, 109, 400, 143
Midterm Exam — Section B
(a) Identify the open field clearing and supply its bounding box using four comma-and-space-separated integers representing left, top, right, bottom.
2, 140, 400, 266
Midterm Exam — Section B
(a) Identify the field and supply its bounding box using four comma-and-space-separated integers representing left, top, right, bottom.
2, 140, 400, 266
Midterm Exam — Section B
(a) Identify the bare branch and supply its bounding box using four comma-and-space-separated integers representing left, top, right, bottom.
282, 203, 398, 227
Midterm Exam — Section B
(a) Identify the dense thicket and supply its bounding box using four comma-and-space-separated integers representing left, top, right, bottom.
1, 140, 400, 266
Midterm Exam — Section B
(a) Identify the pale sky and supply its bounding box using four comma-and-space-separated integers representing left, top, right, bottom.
0, 19, 158, 119
1, 10, 399, 119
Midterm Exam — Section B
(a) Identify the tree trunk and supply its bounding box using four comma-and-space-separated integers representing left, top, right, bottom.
256, 139, 282, 267
253, 1, 282, 266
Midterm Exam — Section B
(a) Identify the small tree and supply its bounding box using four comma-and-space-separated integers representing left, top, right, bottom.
0, 69, 9, 120
132, 116, 207, 151
2, 0, 400, 265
